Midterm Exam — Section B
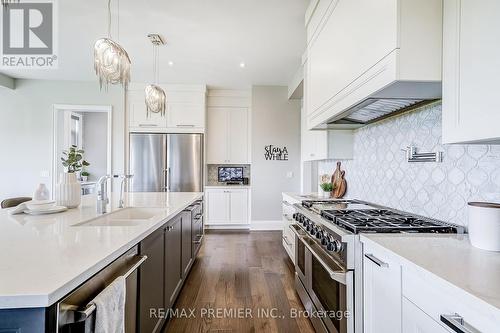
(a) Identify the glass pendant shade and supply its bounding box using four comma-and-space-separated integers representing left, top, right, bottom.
94, 38, 131, 89
145, 84, 166, 117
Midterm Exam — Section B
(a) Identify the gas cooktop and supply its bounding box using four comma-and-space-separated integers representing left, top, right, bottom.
301, 199, 463, 234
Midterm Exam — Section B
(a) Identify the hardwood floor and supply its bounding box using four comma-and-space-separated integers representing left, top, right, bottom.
163, 231, 315, 333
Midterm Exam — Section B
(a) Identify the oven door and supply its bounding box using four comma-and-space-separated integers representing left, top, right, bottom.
304, 239, 353, 333
289, 224, 307, 285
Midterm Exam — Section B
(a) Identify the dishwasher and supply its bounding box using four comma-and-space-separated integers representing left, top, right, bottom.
56, 245, 147, 333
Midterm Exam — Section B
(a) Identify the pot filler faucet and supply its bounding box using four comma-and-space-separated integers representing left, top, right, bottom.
95, 174, 134, 214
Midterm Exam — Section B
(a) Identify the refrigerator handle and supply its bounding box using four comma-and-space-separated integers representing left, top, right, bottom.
164, 167, 170, 192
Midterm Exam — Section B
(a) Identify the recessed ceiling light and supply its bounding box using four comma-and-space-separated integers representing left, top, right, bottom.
239, 62, 246, 68
168, 61, 174, 66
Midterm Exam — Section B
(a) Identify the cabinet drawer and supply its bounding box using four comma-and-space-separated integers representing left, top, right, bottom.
402, 297, 449, 333
403, 263, 500, 332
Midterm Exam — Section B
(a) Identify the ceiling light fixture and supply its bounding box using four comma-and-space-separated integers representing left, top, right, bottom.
239, 62, 246, 68
168, 61, 174, 66
145, 34, 166, 118
93, 0, 131, 90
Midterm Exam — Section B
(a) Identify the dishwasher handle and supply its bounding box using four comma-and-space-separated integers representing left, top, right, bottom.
62, 255, 147, 324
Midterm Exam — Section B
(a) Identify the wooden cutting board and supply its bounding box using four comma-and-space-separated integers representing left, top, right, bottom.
332, 170, 347, 198
330, 162, 347, 198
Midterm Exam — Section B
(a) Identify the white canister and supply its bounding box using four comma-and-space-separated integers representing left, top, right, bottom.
55, 173, 82, 208
468, 202, 500, 251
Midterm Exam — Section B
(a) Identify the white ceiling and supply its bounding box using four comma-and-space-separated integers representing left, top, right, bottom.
2, 0, 308, 88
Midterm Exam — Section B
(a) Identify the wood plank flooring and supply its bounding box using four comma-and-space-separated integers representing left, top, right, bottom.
163, 231, 315, 333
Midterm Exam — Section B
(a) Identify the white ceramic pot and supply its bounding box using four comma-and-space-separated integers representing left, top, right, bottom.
468, 202, 500, 251
321, 190, 331, 199
55, 173, 81, 208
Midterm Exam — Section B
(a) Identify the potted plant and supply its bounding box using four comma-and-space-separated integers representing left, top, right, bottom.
320, 182, 334, 198
81, 170, 90, 182
55, 145, 90, 208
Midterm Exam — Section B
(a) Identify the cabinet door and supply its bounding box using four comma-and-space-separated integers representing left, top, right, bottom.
206, 190, 230, 224
402, 297, 449, 333
139, 228, 165, 333
164, 214, 183, 308
167, 103, 205, 130
228, 108, 249, 164
442, 0, 500, 143
207, 108, 229, 163
363, 248, 401, 333
129, 90, 168, 129
229, 189, 249, 225
301, 104, 327, 161
181, 211, 193, 277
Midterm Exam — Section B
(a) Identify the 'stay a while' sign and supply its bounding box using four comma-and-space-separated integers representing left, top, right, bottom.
264, 145, 289, 161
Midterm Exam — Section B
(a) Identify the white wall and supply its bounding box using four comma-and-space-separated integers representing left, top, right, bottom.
81, 112, 108, 181
0, 79, 125, 201
251, 86, 301, 221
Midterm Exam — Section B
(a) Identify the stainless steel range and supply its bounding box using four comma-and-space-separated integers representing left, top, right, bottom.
289, 199, 464, 333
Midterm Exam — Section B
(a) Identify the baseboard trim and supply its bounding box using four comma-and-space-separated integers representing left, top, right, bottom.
251, 220, 283, 231
205, 224, 250, 230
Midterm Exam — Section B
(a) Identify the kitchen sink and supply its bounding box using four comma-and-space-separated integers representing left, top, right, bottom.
73, 207, 166, 227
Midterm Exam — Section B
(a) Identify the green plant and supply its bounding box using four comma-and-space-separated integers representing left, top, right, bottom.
81, 171, 90, 177
320, 182, 334, 192
61, 145, 90, 173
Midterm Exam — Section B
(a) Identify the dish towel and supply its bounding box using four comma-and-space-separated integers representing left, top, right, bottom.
91, 275, 126, 333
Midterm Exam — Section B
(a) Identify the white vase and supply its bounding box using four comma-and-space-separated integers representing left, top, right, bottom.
56, 173, 81, 208
321, 190, 331, 199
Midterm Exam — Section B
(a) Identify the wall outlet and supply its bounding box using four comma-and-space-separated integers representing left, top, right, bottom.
40, 170, 50, 178
286, 171, 294, 178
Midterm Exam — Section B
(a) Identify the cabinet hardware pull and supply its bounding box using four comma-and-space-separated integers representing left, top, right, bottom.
176, 124, 195, 127
139, 124, 158, 127
364, 254, 389, 267
440, 314, 481, 333
166, 226, 173, 231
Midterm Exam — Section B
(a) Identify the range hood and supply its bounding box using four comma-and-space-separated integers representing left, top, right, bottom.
315, 82, 442, 130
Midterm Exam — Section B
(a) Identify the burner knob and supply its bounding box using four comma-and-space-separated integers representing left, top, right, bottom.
334, 240, 343, 253
326, 242, 335, 252
293, 213, 299, 221
310, 226, 317, 235
315, 229, 323, 239
306, 223, 312, 232
321, 236, 328, 246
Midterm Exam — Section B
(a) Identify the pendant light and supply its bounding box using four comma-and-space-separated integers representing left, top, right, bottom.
145, 34, 166, 117
93, 0, 131, 90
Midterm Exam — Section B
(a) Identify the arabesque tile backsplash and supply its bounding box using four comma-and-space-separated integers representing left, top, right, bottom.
318, 102, 500, 227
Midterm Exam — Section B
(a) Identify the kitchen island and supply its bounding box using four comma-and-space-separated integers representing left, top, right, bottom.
0, 192, 203, 331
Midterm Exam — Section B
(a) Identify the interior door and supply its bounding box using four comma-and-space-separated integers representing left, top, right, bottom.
166, 134, 203, 192
129, 133, 166, 192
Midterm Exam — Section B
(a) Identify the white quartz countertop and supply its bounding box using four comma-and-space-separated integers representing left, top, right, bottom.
282, 192, 326, 203
361, 233, 500, 311
0, 192, 203, 309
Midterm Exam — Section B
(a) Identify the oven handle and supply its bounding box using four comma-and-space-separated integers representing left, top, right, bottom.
289, 225, 347, 285
304, 241, 347, 285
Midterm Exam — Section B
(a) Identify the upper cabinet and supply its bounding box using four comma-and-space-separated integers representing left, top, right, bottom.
128, 84, 206, 133
442, 0, 500, 144
301, 102, 353, 161
207, 107, 250, 164
304, 0, 442, 129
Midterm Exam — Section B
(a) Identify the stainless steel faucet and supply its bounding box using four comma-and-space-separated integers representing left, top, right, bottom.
96, 175, 112, 214
114, 174, 134, 208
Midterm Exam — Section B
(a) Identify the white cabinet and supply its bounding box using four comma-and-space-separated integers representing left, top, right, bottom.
363, 242, 401, 333
281, 193, 299, 263
442, 0, 500, 144
207, 107, 250, 164
301, 103, 353, 161
128, 84, 206, 133
205, 188, 249, 226
402, 298, 449, 333
304, 0, 442, 129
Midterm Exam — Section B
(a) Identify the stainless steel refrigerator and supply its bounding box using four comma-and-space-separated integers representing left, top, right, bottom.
129, 133, 203, 192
